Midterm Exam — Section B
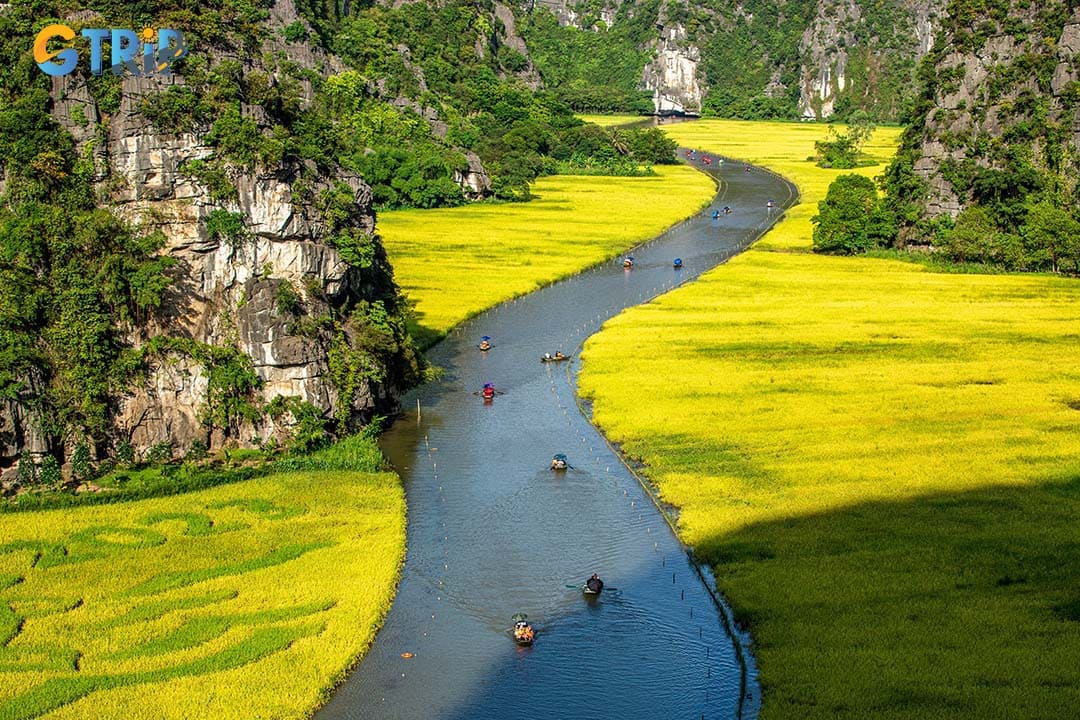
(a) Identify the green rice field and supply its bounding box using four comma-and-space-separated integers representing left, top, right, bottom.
578, 119, 1080, 718
0, 439, 404, 719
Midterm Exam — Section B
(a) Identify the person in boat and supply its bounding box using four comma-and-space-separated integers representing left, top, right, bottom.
479, 336, 491, 351
481, 382, 495, 400
543, 352, 553, 361
744, 164, 751, 172
514, 620, 535, 643
551, 453, 568, 470
673, 258, 683, 268
767, 199, 775, 208
623, 257, 634, 268
553, 351, 567, 360
586, 573, 604, 593
723, 206, 732, 214
711, 209, 720, 219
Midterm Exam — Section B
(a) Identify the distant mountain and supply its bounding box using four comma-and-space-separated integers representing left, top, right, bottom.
519, 0, 943, 120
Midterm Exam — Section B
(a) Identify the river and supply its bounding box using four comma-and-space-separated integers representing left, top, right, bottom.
316, 154, 796, 720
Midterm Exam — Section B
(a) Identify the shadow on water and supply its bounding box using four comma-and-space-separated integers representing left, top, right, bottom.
689, 472, 1080, 720
315, 156, 797, 720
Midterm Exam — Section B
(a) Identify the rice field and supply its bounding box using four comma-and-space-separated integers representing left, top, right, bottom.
0, 443, 405, 719
379, 167, 716, 345
578, 120, 1080, 718
575, 114, 648, 127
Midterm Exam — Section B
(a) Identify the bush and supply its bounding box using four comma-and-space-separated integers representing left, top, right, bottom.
205, 209, 247, 248
38, 455, 63, 489
185, 439, 209, 462
146, 441, 174, 465
815, 116, 875, 169
275, 281, 302, 315
812, 174, 894, 254
71, 442, 96, 483
283, 20, 308, 43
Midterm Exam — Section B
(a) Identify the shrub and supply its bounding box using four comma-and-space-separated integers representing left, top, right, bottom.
275, 281, 302, 315
205, 209, 247, 248
145, 441, 174, 465
283, 20, 308, 43
186, 439, 209, 462
812, 174, 894, 254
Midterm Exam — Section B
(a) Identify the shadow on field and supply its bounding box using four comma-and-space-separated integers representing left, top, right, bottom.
701, 472, 1080, 720
405, 313, 446, 351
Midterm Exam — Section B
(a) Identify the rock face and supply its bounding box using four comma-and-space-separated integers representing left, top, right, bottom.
644, 21, 703, 115
2, 0, 416, 465
892, 2, 1080, 227
797, 0, 940, 119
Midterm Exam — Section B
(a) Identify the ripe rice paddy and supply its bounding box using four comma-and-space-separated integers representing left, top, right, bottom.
379, 167, 716, 345
0, 441, 404, 719
578, 119, 1080, 718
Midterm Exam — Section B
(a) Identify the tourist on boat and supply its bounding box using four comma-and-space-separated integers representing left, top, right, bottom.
623, 257, 634, 268
551, 453, 568, 470
482, 383, 495, 400
586, 574, 604, 594
513, 619, 535, 644
479, 336, 491, 351
711, 209, 720, 219
554, 351, 567, 360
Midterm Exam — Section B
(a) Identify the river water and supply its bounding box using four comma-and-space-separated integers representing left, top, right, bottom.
316, 155, 796, 720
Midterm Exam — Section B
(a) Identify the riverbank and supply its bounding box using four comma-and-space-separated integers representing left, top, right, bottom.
0, 436, 405, 720
578, 120, 1080, 718
379, 167, 715, 347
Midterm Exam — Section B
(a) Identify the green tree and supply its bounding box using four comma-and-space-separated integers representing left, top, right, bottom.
1022, 201, 1080, 273
942, 206, 997, 264
812, 174, 891, 254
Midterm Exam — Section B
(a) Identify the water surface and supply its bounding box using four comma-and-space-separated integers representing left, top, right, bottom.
317, 156, 796, 720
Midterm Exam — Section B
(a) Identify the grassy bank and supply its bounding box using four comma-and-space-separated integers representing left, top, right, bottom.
0, 437, 405, 719
578, 120, 1080, 718
380, 167, 716, 345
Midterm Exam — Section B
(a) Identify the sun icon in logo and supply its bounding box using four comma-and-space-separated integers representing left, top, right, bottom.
141, 27, 156, 42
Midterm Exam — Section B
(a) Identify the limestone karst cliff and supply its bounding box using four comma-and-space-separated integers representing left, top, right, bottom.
0, 0, 422, 480
886, 0, 1080, 232
521, 0, 944, 120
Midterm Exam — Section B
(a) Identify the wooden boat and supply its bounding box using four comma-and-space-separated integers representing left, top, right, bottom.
540, 354, 570, 363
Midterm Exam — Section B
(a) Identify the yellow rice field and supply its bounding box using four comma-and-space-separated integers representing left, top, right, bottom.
575, 114, 649, 127
579, 120, 1080, 718
0, 467, 404, 719
661, 119, 903, 249
379, 167, 716, 344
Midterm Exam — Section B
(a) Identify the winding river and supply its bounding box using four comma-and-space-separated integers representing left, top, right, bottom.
316, 154, 796, 720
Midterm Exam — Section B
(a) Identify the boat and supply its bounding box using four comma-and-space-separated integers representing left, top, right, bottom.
512, 613, 535, 645
673, 258, 683, 269
584, 575, 604, 595
622, 256, 634, 268
478, 335, 491, 351
481, 383, 495, 401
551, 453, 568, 471
541, 353, 570, 363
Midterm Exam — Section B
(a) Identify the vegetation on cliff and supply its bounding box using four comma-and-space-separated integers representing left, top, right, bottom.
520, 0, 933, 121
520, 0, 657, 114
814, 0, 1080, 274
